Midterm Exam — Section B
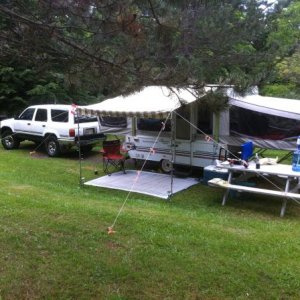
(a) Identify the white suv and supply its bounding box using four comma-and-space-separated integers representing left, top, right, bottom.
0, 104, 105, 156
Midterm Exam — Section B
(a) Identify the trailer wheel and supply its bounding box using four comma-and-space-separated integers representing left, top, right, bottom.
160, 159, 173, 173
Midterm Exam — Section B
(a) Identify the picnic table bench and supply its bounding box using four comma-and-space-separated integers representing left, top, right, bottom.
208, 162, 300, 217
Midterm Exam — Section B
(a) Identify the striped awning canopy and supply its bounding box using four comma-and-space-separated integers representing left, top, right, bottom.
77, 86, 201, 119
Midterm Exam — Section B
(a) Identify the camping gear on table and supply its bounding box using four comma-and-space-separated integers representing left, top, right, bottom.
255, 153, 260, 169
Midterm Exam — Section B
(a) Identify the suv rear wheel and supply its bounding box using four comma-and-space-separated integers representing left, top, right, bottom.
1, 130, 20, 150
45, 136, 61, 157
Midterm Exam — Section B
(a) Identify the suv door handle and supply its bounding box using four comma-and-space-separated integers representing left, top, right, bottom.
27, 123, 31, 125
42, 125, 46, 127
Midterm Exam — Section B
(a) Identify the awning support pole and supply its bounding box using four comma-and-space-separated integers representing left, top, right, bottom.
169, 111, 176, 199
77, 112, 84, 187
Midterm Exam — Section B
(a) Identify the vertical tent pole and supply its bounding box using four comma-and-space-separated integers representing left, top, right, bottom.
213, 111, 220, 163
93, 115, 102, 175
77, 111, 83, 186
170, 111, 176, 198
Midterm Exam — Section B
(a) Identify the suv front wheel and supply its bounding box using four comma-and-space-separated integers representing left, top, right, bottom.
1, 130, 20, 150
45, 135, 61, 157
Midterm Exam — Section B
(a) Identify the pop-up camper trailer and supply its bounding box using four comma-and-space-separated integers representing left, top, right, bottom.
78, 86, 226, 172
78, 86, 300, 171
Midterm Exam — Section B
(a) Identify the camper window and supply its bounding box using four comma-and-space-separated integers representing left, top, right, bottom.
230, 106, 300, 140
137, 118, 171, 132
99, 116, 127, 128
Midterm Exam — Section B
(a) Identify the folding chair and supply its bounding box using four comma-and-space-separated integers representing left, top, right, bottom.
240, 141, 253, 161
101, 140, 127, 175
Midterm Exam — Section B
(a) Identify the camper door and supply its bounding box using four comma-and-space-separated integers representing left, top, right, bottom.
175, 105, 191, 140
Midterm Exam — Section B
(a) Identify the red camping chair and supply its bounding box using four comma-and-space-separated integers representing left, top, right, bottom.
101, 140, 127, 175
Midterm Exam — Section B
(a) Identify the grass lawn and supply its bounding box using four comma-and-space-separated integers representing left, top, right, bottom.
0, 144, 300, 299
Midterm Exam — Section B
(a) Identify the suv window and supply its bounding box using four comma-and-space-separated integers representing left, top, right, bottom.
18, 108, 35, 121
35, 109, 48, 122
51, 109, 69, 122
75, 115, 98, 124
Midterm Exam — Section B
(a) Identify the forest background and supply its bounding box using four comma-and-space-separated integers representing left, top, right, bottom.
0, 0, 299, 116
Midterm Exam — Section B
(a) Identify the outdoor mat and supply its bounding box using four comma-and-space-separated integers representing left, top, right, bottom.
84, 170, 199, 199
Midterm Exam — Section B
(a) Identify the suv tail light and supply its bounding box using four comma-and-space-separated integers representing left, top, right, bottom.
69, 128, 75, 137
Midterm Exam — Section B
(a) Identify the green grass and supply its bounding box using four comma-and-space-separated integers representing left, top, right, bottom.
0, 144, 300, 299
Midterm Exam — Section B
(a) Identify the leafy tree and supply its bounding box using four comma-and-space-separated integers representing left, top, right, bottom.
0, 63, 101, 115
0, 0, 298, 113
261, 46, 300, 98
267, 0, 300, 56
261, 1, 300, 98
277, 47, 300, 85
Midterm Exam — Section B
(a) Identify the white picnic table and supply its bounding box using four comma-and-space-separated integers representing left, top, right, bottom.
208, 162, 300, 217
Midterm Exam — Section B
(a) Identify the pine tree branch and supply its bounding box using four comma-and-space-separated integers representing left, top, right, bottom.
148, 0, 162, 26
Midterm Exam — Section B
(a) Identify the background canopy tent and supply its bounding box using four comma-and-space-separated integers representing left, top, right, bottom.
77, 86, 201, 119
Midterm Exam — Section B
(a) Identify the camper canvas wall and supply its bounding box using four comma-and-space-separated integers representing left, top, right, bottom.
124, 100, 227, 172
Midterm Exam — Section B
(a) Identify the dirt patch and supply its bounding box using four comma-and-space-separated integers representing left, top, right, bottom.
28, 151, 49, 159
106, 241, 124, 250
